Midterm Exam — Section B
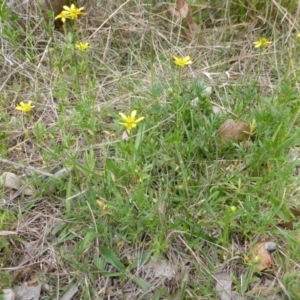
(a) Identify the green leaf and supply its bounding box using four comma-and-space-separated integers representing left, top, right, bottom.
135, 123, 145, 151
99, 271, 122, 277
65, 175, 72, 215
270, 195, 295, 222
179, 217, 216, 243
129, 275, 151, 291
99, 246, 125, 272
105, 159, 126, 180
99, 247, 151, 290
67, 153, 97, 177
93, 255, 106, 271
77, 231, 98, 253
152, 294, 161, 300
275, 126, 300, 153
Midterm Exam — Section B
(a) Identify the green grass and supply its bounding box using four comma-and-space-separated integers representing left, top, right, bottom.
1, 0, 300, 298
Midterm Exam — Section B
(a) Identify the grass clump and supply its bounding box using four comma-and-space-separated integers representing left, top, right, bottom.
1, 0, 300, 298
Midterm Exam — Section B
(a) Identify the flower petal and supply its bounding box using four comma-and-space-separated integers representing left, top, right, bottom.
119, 112, 127, 120
135, 117, 145, 123
131, 110, 137, 118
184, 56, 192, 64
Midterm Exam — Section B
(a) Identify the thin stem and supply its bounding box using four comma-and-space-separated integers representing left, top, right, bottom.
176, 68, 182, 127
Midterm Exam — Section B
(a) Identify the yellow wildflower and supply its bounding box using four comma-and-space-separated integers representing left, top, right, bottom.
75, 42, 90, 51
119, 110, 144, 132
54, 10, 70, 22
253, 38, 272, 48
96, 200, 107, 211
62, 4, 86, 19
16, 101, 35, 113
173, 56, 192, 67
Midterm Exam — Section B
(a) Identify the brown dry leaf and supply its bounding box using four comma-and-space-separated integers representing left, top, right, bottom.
249, 241, 276, 271
0, 172, 22, 190
277, 207, 300, 229
214, 272, 244, 300
13, 282, 41, 300
176, 0, 189, 18
217, 119, 250, 145
0, 172, 33, 195
290, 207, 300, 216
278, 221, 294, 230
169, 4, 181, 18
14, 264, 39, 280
186, 15, 199, 32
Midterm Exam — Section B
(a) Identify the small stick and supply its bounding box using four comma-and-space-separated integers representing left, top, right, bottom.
0, 157, 53, 177
210, 100, 237, 117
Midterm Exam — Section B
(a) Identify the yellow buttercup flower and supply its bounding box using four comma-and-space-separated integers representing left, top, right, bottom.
75, 42, 90, 51
54, 10, 70, 23
55, 4, 85, 22
62, 4, 86, 19
253, 38, 272, 48
173, 56, 192, 67
16, 101, 35, 113
119, 110, 144, 132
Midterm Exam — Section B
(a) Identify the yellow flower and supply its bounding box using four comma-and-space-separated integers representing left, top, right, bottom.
75, 42, 90, 51
173, 56, 192, 67
119, 110, 144, 132
54, 10, 70, 22
16, 101, 35, 113
55, 4, 85, 22
96, 200, 107, 211
62, 4, 86, 20
297, 33, 300, 39
253, 38, 272, 48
